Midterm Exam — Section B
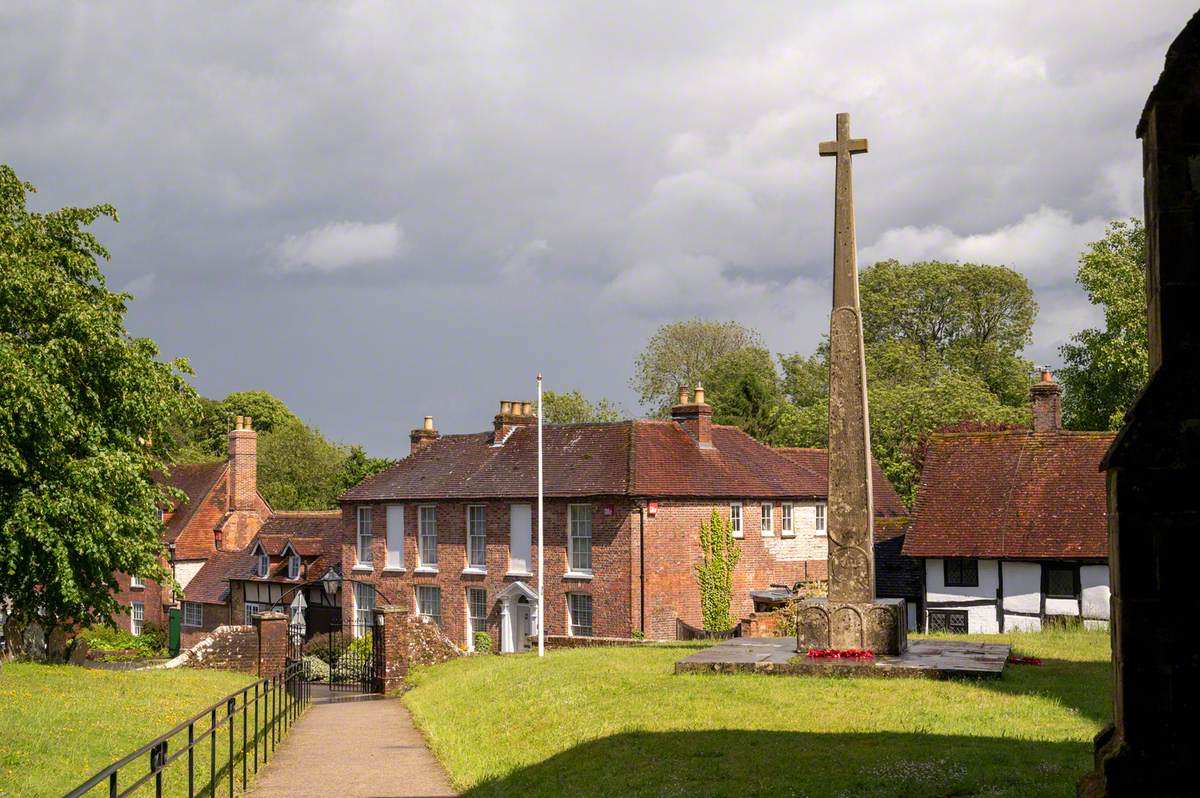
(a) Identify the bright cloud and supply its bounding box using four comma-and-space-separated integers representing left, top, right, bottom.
270, 220, 406, 275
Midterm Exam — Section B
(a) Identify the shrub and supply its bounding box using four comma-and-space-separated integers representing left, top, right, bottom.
302, 655, 329, 682
80, 625, 165, 658
473, 631, 493, 654
694, 509, 742, 631
631, 630, 646, 641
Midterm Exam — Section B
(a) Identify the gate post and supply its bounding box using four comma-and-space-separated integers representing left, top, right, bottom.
254, 611, 289, 678
373, 606, 409, 693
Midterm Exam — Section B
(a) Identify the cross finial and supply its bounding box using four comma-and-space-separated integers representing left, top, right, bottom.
819, 112, 868, 158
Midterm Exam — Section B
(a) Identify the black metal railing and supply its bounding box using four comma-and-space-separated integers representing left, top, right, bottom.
290, 619, 381, 693
64, 660, 309, 798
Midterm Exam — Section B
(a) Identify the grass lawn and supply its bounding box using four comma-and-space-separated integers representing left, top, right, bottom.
403, 628, 1111, 798
0, 663, 256, 798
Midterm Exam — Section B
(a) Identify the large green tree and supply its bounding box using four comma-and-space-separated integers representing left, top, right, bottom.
702, 348, 789, 443
631, 319, 763, 414
0, 165, 198, 635
1059, 218, 1148, 430
257, 421, 349, 511
540, 389, 624, 424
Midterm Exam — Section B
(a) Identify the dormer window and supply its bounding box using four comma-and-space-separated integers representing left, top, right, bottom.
254, 545, 269, 578
287, 551, 300, 580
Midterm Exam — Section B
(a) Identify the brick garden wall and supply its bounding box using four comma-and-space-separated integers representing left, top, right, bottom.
178, 625, 259, 672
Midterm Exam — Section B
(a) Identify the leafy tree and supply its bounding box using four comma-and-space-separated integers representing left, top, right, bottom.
779, 351, 827, 407
1059, 218, 1148, 430
694, 509, 741, 631
336, 445, 393, 496
703, 348, 789, 443
631, 319, 763, 413
0, 165, 198, 638
860, 260, 1036, 404
257, 421, 349, 511
171, 390, 300, 461
540, 389, 624, 424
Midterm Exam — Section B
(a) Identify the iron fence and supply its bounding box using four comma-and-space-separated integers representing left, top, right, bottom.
63, 659, 309, 798
289, 619, 381, 693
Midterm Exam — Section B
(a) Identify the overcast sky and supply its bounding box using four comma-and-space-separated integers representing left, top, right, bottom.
3, 2, 1192, 456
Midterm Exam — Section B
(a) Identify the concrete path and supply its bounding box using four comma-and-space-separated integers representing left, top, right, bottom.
248, 688, 456, 798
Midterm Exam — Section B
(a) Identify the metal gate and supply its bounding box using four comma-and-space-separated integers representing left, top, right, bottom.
288, 618, 382, 693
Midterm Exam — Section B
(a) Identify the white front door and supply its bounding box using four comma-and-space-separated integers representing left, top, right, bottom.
511, 603, 531, 652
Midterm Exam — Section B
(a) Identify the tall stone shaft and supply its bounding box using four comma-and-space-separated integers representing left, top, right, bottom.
820, 112, 874, 605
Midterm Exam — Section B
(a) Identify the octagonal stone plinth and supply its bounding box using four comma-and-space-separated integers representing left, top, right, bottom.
795, 597, 907, 655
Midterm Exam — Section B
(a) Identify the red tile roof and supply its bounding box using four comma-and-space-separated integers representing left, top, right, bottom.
903, 430, 1114, 560
775, 447, 908, 516
156, 462, 227, 543
340, 420, 906, 508
184, 511, 342, 603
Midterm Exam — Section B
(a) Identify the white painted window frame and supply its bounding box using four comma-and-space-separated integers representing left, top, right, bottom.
353, 581, 375, 635
567, 504, 593, 576
781, 502, 794, 537
417, 505, 438, 571
760, 503, 773, 536
130, 574, 144, 589
130, 601, 145, 635
466, 505, 487, 572
466, 587, 487, 651
568, 593, 593, 637
730, 502, 743, 538
182, 601, 203, 627
814, 502, 827, 534
415, 584, 442, 626
244, 601, 267, 625
356, 506, 374, 567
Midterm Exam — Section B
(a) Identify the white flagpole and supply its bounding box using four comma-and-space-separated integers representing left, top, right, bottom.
537, 374, 545, 657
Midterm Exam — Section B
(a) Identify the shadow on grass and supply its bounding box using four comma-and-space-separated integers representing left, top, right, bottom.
977, 657, 1112, 727
454, 730, 1087, 798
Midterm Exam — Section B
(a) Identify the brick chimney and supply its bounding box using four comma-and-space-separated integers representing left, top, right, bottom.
671, 383, 713, 448
219, 416, 263, 551
410, 415, 440, 455
228, 416, 258, 510
1030, 369, 1062, 433
493, 400, 535, 445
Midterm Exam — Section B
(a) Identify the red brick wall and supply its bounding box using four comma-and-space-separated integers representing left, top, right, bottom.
640, 499, 828, 640
111, 571, 168, 634
341, 498, 634, 647
180, 602, 231, 649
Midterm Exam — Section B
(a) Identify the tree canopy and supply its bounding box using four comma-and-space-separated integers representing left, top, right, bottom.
1059, 218, 1147, 430
540, 389, 624, 424
0, 165, 199, 631
631, 319, 763, 414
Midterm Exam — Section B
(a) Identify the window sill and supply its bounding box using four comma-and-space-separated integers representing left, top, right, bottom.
461, 567, 487, 576
413, 566, 439, 575
780, 533, 796, 539
732, 534, 744, 539
506, 570, 534, 578
563, 571, 593, 581
351, 565, 374, 573
380, 567, 406, 574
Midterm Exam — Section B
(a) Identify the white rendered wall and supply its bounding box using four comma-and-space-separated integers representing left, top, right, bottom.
175, 560, 204, 591
1000, 561, 1043, 632
1081, 564, 1111, 621
1045, 596, 1080, 616
1004, 614, 1041, 632
924, 558, 1000, 633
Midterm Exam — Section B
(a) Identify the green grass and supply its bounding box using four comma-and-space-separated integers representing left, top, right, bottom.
0, 663, 271, 798
403, 628, 1111, 798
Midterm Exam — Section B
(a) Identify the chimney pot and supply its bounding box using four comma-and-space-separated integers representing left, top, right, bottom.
411, 416, 440, 454
522, 401, 532, 416
244, 416, 252, 430
678, 385, 690, 405
500, 400, 512, 415
423, 415, 434, 431
694, 382, 706, 405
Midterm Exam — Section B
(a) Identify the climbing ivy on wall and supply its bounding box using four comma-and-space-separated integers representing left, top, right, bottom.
695, 510, 742, 631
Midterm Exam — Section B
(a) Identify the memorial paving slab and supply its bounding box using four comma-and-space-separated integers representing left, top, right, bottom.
247, 686, 456, 798
676, 638, 1010, 678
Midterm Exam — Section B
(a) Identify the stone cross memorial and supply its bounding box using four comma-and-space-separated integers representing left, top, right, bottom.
796, 112, 907, 655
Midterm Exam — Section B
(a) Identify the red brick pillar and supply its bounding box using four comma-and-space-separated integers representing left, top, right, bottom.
375, 606, 409, 693
254, 611, 288, 678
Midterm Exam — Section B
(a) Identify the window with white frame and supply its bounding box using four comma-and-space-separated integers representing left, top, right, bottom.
356, 507, 374, 565
156, 507, 165, 523
760, 503, 773, 536
730, 503, 743, 538
353, 581, 375, 634
385, 505, 405, 569
415, 585, 441, 626
130, 601, 145, 635
781, 503, 794, 537
182, 601, 203, 627
418, 506, 438, 568
244, 602, 266, 625
568, 504, 592, 573
287, 551, 300, 580
254, 547, 269, 577
467, 505, 486, 570
815, 502, 827, 533
568, 593, 593, 637
467, 587, 487, 649
130, 574, 144, 589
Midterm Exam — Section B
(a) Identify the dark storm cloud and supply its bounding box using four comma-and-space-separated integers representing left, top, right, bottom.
1, 1, 1190, 455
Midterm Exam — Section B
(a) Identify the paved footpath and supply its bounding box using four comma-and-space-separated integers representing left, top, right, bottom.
248, 689, 456, 798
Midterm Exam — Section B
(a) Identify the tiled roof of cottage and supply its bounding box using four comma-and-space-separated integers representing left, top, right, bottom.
340, 420, 907, 506
183, 511, 342, 603
775, 447, 908, 516
873, 517, 921, 599
156, 462, 227, 543
902, 430, 1114, 560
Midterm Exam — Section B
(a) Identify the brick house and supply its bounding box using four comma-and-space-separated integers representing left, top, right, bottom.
114, 416, 272, 645
902, 372, 1114, 633
338, 388, 906, 650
